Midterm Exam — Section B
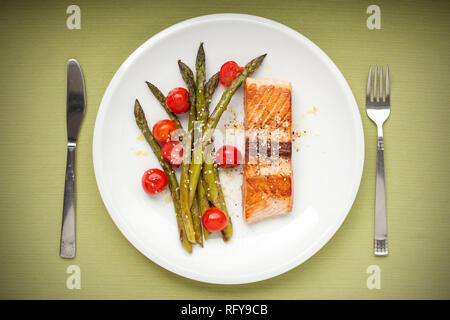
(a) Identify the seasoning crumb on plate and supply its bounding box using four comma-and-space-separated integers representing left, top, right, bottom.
136, 149, 149, 156
293, 130, 307, 140
302, 106, 318, 117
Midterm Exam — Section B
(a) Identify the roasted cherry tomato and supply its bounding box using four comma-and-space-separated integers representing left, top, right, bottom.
165, 87, 190, 114
142, 168, 168, 194
216, 145, 242, 167
152, 119, 177, 143
219, 61, 244, 87
202, 207, 228, 233
161, 141, 183, 167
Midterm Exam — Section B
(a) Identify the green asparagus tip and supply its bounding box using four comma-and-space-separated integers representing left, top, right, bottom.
145, 81, 159, 92
196, 43, 205, 66
145, 81, 153, 92
134, 99, 145, 125
134, 98, 141, 114
242, 53, 267, 75
178, 60, 195, 91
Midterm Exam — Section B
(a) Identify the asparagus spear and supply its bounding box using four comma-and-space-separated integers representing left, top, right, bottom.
191, 194, 203, 246
202, 147, 220, 207
178, 58, 219, 244
134, 99, 192, 253
177, 59, 201, 244
195, 43, 207, 124
214, 163, 232, 241
205, 54, 266, 134
197, 179, 211, 240
203, 72, 230, 241
202, 150, 233, 241
204, 72, 220, 108
188, 54, 267, 212
145, 81, 183, 129
194, 72, 219, 242
189, 43, 207, 206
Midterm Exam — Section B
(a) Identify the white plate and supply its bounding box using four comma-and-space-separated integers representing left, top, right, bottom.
93, 14, 364, 284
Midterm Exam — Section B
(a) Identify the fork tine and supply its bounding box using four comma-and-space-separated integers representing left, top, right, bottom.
373, 66, 378, 101
366, 66, 372, 102
379, 66, 383, 102
386, 65, 390, 102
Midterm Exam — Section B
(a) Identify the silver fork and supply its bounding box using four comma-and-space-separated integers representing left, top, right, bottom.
366, 65, 390, 256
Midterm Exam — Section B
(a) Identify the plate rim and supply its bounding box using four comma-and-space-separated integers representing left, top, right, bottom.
92, 13, 365, 284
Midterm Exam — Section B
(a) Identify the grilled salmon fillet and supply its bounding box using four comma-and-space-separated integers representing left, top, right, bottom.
242, 78, 293, 223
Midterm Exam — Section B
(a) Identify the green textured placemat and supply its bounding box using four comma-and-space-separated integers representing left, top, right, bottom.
0, 0, 448, 299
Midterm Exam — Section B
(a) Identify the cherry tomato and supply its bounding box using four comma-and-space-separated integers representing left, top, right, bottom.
219, 61, 244, 87
216, 145, 242, 167
165, 87, 190, 114
202, 207, 228, 233
152, 119, 177, 143
161, 141, 183, 167
142, 169, 168, 194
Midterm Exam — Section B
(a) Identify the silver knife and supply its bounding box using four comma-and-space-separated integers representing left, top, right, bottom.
60, 59, 86, 258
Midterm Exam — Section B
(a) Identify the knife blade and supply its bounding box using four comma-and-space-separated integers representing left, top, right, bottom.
60, 59, 86, 258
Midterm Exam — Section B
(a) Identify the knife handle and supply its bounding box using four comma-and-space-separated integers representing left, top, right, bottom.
60, 146, 76, 258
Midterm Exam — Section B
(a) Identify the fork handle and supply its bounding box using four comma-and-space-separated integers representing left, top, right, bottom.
60, 146, 76, 258
374, 132, 388, 256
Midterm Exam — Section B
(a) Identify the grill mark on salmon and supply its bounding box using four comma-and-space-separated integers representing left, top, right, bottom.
247, 85, 281, 127
260, 91, 290, 127
253, 88, 283, 127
